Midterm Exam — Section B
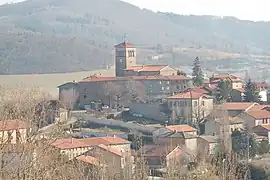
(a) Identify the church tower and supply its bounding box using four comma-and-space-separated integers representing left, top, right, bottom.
114, 40, 136, 77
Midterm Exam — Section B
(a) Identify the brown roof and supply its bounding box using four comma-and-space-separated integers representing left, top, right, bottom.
167, 91, 206, 99
246, 109, 270, 119
199, 135, 220, 143
79, 136, 130, 146
0, 120, 28, 131
139, 145, 180, 157
97, 144, 123, 156
76, 155, 99, 165
166, 125, 196, 132
124, 65, 168, 72
222, 102, 257, 111
50, 138, 90, 149
114, 41, 135, 48
213, 74, 240, 80
79, 75, 190, 83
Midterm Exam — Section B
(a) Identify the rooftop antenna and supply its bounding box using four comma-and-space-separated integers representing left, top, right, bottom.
123, 33, 128, 42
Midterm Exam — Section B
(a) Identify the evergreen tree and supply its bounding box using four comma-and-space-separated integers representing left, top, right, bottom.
192, 56, 204, 87
243, 78, 261, 102
217, 79, 232, 103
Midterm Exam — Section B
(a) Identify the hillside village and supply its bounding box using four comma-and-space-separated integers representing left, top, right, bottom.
1, 41, 270, 179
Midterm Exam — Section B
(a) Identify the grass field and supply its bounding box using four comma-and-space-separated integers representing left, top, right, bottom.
0, 68, 114, 99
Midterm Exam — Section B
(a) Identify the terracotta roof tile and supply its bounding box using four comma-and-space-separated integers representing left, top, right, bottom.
213, 74, 239, 79
166, 125, 196, 132
0, 120, 28, 131
50, 138, 89, 149
222, 102, 257, 111
76, 155, 99, 165
124, 65, 168, 72
97, 144, 123, 156
246, 109, 270, 119
167, 91, 206, 99
114, 41, 135, 48
139, 145, 180, 157
79, 136, 130, 146
79, 75, 190, 83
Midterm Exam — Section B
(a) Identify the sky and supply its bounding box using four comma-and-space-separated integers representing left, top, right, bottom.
0, 0, 269, 21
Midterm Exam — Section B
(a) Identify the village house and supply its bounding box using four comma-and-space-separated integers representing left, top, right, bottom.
153, 125, 197, 139
238, 108, 270, 131
138, 145, 192, 170
252, 124, 270, 144
204, 116, 244, 136
167, 90, 214, 123
154, 131, 197, 153
50, 138, 91, 160
197, 135, 220, 156
221, 102, 258, 117
79, 136, 131, 153
209, 73, 243, 89
0, 120, 30, 144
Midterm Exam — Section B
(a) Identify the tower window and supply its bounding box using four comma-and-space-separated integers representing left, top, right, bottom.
128, 50, 135, 57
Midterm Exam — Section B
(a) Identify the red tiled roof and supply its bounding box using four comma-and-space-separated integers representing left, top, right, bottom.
124, 65, 168, 72
246, 109, 270, 119
114, 41, 135, 48
76, 155, 99, 165
167, 91, 206, 99
166, 125, 196, 132
50, 138, 90, 149
190, 87, 209, 94
140, 145, 180, 157
79, 75, 190, 83
97, 144, 123, 157
213, 74, 239, 79
222, 102, 257, 111
0, 120, 28, 131
79, 136, 130, 146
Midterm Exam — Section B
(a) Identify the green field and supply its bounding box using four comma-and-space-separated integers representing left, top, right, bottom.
0, 69, 114, 99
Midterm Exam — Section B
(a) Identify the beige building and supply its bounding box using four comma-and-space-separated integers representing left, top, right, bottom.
50, 138, 91, 160
197, 135, 219, 156
0, 120, 30, 144
204, 116, 244, 136
210, 74, 243, 89
167, 90, 214, 123
58, 75, 191, 110
115, 41, 137, 77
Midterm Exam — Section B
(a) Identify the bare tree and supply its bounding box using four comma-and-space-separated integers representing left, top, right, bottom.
126, 79, 147, 103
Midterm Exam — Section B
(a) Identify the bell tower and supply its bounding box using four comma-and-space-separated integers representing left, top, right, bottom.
114, 37, 136, 77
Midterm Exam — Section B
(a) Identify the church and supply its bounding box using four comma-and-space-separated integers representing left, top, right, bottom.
58, 41, 190, 110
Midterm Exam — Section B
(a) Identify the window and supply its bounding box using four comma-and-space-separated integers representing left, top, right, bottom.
161, 86, 165, 91
167, 81, 170, 84
83, 95, 87, 99
166, 86, 170, 90
176, 85, 180, 90
193, 101, 198, 107
202, 101, 205, 106
159, 81, 162, 84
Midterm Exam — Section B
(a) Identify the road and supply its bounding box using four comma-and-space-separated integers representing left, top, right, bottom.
83, 114, 156, 134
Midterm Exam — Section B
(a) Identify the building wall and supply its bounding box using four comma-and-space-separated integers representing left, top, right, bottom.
185, 138, 197, 153
129, 102, 169, 121
232, 81, 243, 89
115, 47, 136, 77
110, 144, 131, 153
205, 120, 220, 135
60, 147, 91, 160
94, 146, 123, 178
0, 128, 28, 144
238, 113, 256, 131
59, 83, 80, 110
160, 66, 178, 76
168, 97, 213, 123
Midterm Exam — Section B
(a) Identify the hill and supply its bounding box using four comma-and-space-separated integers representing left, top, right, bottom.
1, 0, 270, 74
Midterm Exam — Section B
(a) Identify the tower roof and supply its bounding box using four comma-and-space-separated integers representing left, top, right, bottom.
114, 41, 136, 48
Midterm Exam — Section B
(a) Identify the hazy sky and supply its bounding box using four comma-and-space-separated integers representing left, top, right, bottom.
123, 0, 270, 22
0, 0, 269, 21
